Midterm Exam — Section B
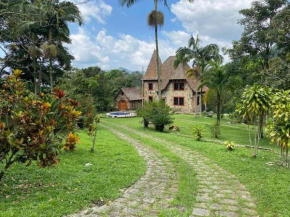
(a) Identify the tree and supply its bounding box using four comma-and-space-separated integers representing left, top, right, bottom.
268, 90, 290, 167
0, 70, 81, 181
236, 84, 272, 157
228, 0, 288, 83
121, 0, 194, 100
200, 59, 238, 125
0, 0, 82, 91
174, 35, 221, 117
38, 0, 82, 91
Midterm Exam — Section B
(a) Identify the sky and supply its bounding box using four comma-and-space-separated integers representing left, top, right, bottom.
57, 0, 255, 71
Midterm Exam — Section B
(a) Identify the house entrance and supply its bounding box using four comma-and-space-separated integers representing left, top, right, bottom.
118, 100, 128, 110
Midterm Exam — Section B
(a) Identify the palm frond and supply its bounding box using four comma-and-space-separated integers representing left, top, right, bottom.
147, 10, 164, 27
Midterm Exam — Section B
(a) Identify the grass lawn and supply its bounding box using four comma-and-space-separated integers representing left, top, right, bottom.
0, 126, 145, 217
103, 116, 290, 217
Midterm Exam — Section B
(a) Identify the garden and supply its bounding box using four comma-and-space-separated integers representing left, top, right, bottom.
1, 0, 290, 217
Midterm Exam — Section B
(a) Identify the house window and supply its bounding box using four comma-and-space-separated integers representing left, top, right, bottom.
173, 97, 184, 106
149, 96, 153, 102
197, 96, 200, 106
121, 92, 124, 96
173, 82, 185, 90
132, 101, 135, 108
148, 83, 153, 90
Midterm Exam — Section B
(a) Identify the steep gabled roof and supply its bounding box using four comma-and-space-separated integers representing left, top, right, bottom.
161, 56, 208, 92
143, 50, 162, 80
115, 87, 142, 101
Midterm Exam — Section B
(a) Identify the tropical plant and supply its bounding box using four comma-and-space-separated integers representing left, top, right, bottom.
225, 141, 235, 151
210, 121, 221, 138
174, 35, 222, 117
201, 59, 240, 125
121, 0, 194, 100
268, 90, 290, 167
236, 84, 272, 157
192, 125, 205, 141
0, 70, 81, 181
88, 116, 100, 153
137, 101, 153, 127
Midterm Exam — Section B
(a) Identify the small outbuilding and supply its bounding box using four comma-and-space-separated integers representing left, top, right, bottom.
115, 87, 142, 110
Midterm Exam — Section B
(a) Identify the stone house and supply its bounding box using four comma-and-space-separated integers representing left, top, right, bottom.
115, 87, 142, 110
142, 50, 207, 113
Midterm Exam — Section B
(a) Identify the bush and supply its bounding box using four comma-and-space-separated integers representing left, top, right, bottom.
192, 125, 205, 141
0, 70, 81, 181
151, 114, 174, 132
137, 101, 153, 127
210, 122, 221, 138
224, 141, 235, 151
137, 100, 173, 131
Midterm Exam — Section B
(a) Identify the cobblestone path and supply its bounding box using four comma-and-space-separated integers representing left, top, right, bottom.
69, 124, 178, 217
103, 121, 258, 217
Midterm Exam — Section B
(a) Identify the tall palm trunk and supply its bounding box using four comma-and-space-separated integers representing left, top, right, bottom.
200, 87, 202, 117
38, 58, 42, 92
49, 28, 53, 92
154, 0, 161, 100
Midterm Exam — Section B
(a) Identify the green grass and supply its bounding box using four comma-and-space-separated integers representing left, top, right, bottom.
104, 116, 290, 217
103, 114, 275, 150
0, 126, 146, 217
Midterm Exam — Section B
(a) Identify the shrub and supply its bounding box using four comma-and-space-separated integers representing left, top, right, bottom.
137, 101, 153, 127
137, 100, 173, 131
151, 114, 174, 132
224, 141, 235, 151
192, 125, 205, 141
0, 70, 81, 181
210, 122, 221, 138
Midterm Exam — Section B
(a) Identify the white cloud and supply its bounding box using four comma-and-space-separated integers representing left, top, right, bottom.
161, 30, 190, 47
66, 28, 178, 71
67, 0, 112, 24
171, 0, 254, 41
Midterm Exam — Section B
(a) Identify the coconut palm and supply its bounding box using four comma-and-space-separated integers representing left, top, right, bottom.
174, 35, 222, 117
121, 0, 194, 100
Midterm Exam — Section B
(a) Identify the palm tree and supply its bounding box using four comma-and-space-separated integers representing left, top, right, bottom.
121, 0, 194, 100
39, 0, 82, 91
174, 35, 222, 117
200, 59, 230, 125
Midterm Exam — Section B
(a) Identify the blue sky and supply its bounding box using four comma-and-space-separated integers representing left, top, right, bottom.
62, 0, 254, 71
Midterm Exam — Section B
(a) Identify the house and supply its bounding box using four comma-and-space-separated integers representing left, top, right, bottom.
115, 87, 142, 110
142, 50, 207, 113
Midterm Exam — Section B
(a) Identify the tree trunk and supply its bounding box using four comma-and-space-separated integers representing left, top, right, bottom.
38, 59, 42, 92
0, 151, 16, 182
200, 87, 202, 117
258, 113, 264, 139
33, 57, 37, 94
216, 92, 221, 125
194, 90, 197, 118
49, 28, 53, 92
154, 0, 161, 100
90, 130, 97, 153
49, 59, 53, 92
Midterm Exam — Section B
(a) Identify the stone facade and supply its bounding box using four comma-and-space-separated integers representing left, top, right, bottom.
115, 88, 142, 110
142, 51, 206, 113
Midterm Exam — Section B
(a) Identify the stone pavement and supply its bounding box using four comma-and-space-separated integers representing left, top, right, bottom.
69, 124, 178, 217
103, 121, 258, 217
